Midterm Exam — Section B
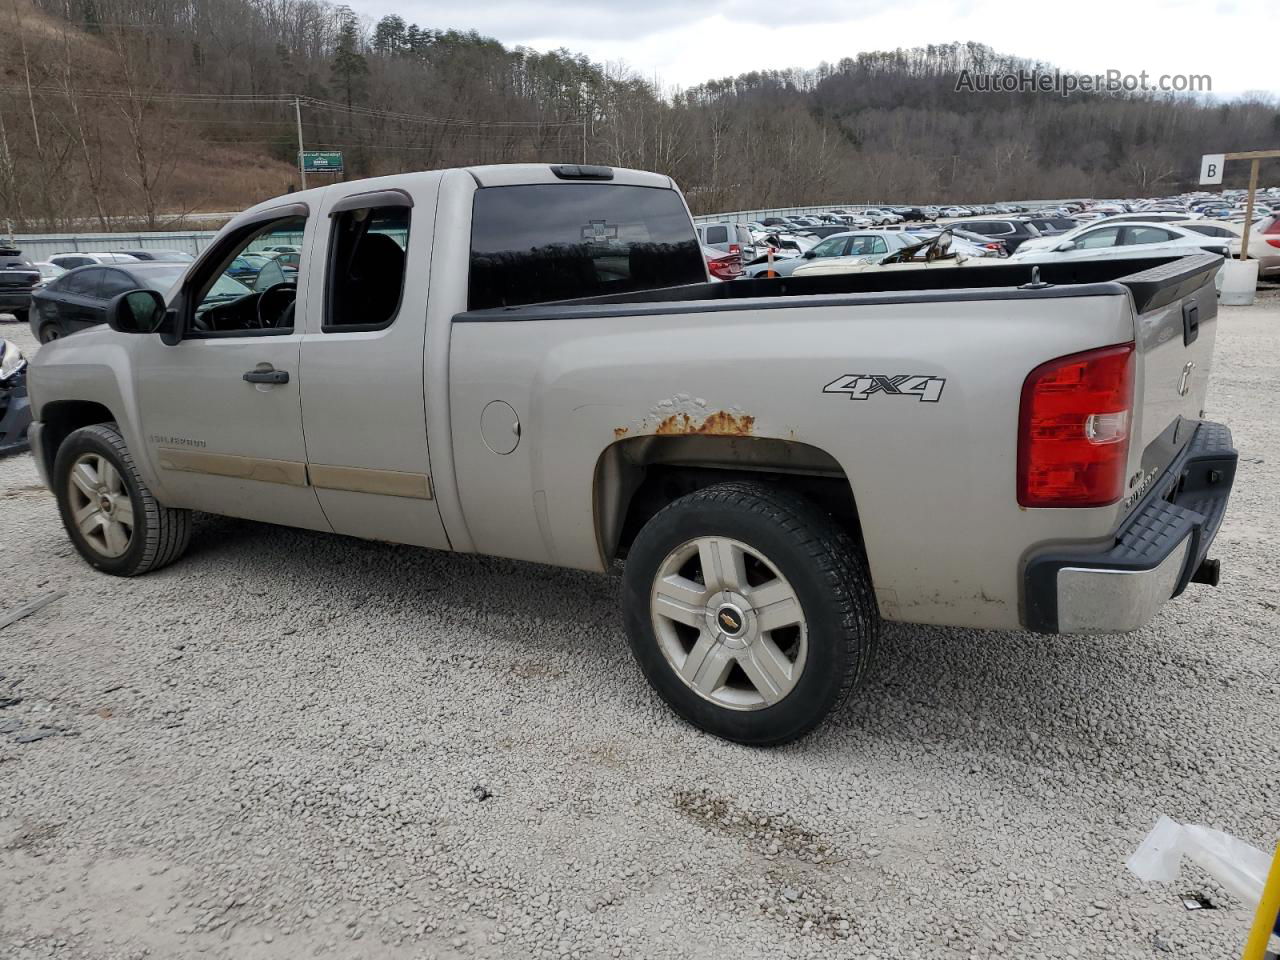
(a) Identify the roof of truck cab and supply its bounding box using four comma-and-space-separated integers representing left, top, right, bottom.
228, 164, 676, 229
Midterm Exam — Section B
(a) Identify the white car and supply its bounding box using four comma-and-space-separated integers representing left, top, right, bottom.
1011, 221, 1230, 268
743, 230, 917, 278
45, 252, 141, 271
859, 208, 902, 226
32, 262, 66, 288
938, 206, 972, 218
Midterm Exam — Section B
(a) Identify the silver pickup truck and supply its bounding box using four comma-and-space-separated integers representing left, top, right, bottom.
26, 164, 1237, 745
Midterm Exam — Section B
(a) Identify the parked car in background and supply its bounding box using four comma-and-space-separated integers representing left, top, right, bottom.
944, 217, 1042, 254
30, 262, 249, 343
701, 243, 741, 281
1090, 212, 1202, 226
0, 248, 41, 324
1025, 215, 1078, 237
107, 249, 195, 262
46, 252, 141, 271
33, 262, 66, 288
224, 254, 272, 282
791, 230, 986, 276
1180, 217, 1280, 278
743, 230, 916, 277
260, 244, 300, 255
697, 222, 757, 262
894, 207, 933, 222
1011, 222, 1229, 266
0, 337, 31, 455
860, 208, 902, 226
947, 228, 1012, 257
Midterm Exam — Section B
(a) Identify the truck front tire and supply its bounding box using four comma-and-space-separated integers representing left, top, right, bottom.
622, 481, 879, 746
53, 423, 191, 576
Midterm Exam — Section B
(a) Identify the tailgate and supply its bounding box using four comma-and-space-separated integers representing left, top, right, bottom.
1121, 254, 1222, 499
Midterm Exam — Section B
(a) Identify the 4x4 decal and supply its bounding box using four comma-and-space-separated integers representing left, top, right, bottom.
823, 374, 946, 403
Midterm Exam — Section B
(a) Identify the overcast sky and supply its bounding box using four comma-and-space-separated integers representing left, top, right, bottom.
342, 0, 1275, 98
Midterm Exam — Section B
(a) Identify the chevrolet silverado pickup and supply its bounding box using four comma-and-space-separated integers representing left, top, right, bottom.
25, 164, 1237, 745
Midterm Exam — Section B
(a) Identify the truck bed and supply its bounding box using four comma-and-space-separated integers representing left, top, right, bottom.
456, 253, 1222, 321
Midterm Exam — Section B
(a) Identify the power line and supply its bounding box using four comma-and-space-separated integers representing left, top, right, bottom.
0, 85, 586, 129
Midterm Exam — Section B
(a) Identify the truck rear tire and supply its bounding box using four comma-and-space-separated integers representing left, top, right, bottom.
622, 481, 878, 745
53, 423, 191, 576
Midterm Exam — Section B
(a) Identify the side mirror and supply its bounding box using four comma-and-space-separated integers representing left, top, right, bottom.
803, 250, 816, 259
106, 289, 167, 334
1055, 240, 1076, 252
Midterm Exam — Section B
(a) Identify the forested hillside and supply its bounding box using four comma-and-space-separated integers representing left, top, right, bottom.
1, 0, 1277, 229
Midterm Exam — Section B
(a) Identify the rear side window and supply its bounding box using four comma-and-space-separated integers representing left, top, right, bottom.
705, 225, 728, 245
1125, 226, 1175, 245
468, 184, 704, 310
61, 268, 102, 296
99, 269, 137, 297
325, 205, 410, 331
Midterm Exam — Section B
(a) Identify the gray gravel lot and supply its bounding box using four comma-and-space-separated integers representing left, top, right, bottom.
1, 294, 1279, 960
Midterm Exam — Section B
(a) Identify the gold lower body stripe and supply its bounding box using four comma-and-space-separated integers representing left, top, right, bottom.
156, 448, 432, 500
308, 464, 433, 500
156, 448, 309, 487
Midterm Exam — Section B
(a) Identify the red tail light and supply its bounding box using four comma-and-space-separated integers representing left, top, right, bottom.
728, 243, 741, 255
1267, 238, 1280, 249
706, 256, 741, 280
1018, 343, 1135, 508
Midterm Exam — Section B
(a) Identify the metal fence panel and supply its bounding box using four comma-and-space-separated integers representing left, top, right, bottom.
6, 231, 220, 261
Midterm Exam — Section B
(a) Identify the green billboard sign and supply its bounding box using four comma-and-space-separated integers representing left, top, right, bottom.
300, 151, 343, 174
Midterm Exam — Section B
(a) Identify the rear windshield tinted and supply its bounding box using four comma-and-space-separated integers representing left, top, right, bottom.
468, 183, 704, 310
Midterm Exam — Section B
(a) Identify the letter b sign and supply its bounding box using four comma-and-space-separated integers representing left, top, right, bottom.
1200, 154, 1225, 185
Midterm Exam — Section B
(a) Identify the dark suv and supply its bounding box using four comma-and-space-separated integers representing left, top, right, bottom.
895, 207, 934, 222
948, 218, 1043, 254
0, 248, 40, 325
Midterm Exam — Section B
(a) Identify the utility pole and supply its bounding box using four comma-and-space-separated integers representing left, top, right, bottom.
295, 97, 307, 190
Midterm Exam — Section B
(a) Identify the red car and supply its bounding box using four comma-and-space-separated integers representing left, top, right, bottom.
702, 243, 742, 281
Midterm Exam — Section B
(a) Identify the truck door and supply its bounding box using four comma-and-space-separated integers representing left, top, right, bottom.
131, 207, 330, 532
297, 183, 450, 549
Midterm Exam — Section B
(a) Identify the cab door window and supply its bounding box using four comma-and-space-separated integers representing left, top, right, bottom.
187, 216, 306, 337
324, 205, 410, 331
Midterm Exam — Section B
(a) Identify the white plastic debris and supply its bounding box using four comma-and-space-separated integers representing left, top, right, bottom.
1127, 815, 1272, 906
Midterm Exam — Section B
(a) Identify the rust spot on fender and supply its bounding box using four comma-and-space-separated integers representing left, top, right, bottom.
613, 426, 629, 439
654, 411, 755, 436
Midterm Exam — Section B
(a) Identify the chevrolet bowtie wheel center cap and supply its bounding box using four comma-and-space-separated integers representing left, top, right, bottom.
715, 603, 747, 638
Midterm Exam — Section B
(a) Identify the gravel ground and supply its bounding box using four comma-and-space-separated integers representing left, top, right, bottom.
1, 292, 1279, 960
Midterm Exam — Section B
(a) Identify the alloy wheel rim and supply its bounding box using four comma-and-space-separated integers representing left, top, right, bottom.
650, 536, 807, 711
67, 453, 134, 558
